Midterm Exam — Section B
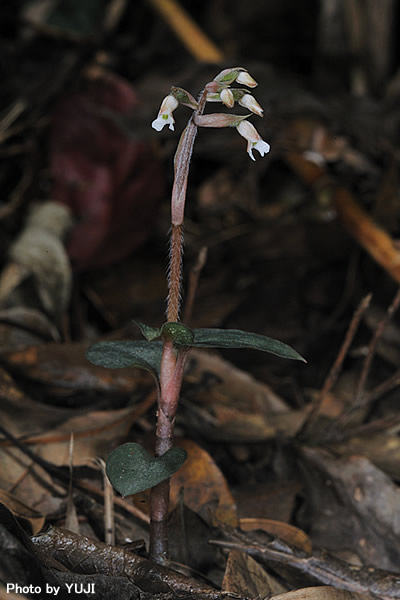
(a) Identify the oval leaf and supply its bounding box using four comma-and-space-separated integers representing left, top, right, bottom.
192, 328, 306, 362
86, 340, 163, 378
106, 442, 187, 497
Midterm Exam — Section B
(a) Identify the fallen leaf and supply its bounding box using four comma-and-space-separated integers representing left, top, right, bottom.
272, 586, 369, 600
222, 549, 287, 598
170, 439, 239, 527
50, 70, 164, 270
240, 517, 312, 553
0, 342, 152, 397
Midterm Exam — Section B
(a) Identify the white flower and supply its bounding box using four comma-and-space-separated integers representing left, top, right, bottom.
236, 120, 270, 161
220, 88, 235, 108
151, 95, 179, 131
238, 94, 263, 117
236, 71, 258, 88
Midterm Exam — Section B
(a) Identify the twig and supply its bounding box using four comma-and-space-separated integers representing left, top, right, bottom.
297, 293, 371, 439
355, 286, 400, 404
364, 367, 400, 405
183, 246, 208, 324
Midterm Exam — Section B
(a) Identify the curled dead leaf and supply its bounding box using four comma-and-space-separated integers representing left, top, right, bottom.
240, 517, 312, 553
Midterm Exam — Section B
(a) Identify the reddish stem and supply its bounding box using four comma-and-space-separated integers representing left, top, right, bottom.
149, 341, 190, 561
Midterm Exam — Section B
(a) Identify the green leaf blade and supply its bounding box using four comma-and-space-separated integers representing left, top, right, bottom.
86, 340, 163, 377
192, 328, 306, 362
106, 443, 187, 497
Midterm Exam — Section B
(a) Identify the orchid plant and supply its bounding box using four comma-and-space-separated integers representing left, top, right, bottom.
87, 67, 305, 563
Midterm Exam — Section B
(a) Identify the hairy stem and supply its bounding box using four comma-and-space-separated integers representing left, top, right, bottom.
167, 224, 183, 323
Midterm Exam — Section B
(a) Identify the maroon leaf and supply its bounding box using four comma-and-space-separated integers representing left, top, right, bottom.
50, 71, 164, 270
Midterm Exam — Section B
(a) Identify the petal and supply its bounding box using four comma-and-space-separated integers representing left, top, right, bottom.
152, 116, 166, 131
254, 140, 270, 156
236, 119, 259, 142
159, 94, 179, 114
247, 142, 256, 161
152, 113, 175, 132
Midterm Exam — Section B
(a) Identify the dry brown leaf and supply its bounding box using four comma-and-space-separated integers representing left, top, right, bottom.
234, 480, 302, 523
170, 439, 238, 527
272, 586, 370, 600
187, 349, 288, 413
184, 349, 303, 441
222, 549, 287, 598
0, 393, 156, 513
1, 341, 151, 395
240, 518, 312, 553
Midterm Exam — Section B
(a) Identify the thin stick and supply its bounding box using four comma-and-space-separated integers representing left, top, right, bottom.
183, 246, 207, 324
355, 286, 400, 404
297, 293, 371, 439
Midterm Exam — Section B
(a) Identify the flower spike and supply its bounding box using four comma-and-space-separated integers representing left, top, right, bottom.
152, 95, 179, 132
236, 120, 270, 160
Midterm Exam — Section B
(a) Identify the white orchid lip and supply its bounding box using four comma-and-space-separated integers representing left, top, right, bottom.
151, 94, 179, 131
236, 120, 270, 160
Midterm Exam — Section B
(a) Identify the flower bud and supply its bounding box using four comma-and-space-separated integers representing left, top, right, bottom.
213, 67, 245, 85
220, 88, 235, 108
236, 71, 258, 88
238, 94, 263, 116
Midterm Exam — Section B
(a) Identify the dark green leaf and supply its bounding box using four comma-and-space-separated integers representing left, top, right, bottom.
86, 340, 163, 378
106, 443, 187, 497
192, 328, 306, 362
